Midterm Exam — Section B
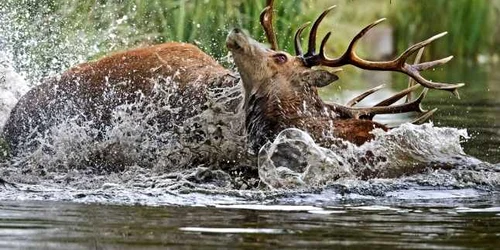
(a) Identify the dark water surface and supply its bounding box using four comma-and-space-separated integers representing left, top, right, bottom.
0, 197, 499, 250
433, 65, 500, 164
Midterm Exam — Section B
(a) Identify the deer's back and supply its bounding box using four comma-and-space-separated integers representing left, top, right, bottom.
3, 42, 236, 155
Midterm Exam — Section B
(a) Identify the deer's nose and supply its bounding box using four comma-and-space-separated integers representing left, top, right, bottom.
232, 28, 242, 34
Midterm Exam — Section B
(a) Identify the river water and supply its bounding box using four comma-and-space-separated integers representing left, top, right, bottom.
0, 6, 499, 249
0, 198, 499, 250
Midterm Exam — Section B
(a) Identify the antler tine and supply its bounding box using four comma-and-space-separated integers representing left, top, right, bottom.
346, 82, 420, 109
412, 108, 438, 125
406, 47, 425, 102
319, 32, 332, 60
374, 84, 421, 107
397, 32, 447, 64
260, 0, 278, 50
327, 87, 429, 120
304, 5, 336, 58
396, 32, 464, 96
362, 85, 425, 120
294, 22, 311, 56
387, 108, 438, 129
403, 60, 464, 97
353, 88, 429, 119
342, 18, 387, 62
414, 56, 453, 71
346, 84, 386, 107
312, 18, 386, 68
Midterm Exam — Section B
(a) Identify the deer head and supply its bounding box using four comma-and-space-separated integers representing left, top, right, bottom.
227, 26, 340, 150
226, 28, 339, 109
226, 0, 465, 150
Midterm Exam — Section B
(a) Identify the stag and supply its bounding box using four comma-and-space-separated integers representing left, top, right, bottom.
2, 0, 464, 167
226, 0, 464, 151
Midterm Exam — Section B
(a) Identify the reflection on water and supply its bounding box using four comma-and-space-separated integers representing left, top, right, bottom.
425, 63, 500, 164
0, 199, 498, 249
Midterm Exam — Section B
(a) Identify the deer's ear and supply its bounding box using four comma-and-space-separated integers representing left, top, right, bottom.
302, 70, 339, 88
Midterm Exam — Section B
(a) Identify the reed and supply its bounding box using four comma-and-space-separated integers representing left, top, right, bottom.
1, 0, 498, 83
390, 0, 498, 62
54, 0, 312, 58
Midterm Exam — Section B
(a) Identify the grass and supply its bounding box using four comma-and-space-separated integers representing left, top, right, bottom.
390, 0, 499, 62
34, 0, 312, 58
0, 0, 498, 83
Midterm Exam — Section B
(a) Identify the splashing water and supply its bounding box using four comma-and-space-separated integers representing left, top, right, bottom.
0, 52, 29, 130
258, 124, 498, 190
0, 2, 498, 206
0, 69, 496, 205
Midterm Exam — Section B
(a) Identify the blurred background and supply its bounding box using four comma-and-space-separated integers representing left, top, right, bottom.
0, 0, 498, 82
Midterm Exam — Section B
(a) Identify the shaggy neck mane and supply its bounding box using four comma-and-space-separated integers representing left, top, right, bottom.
243, 82, 330, 152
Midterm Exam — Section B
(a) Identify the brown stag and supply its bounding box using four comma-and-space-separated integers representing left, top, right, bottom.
2, 43, 240, 158
2, 0, 464, 165
227, 0, 464, 152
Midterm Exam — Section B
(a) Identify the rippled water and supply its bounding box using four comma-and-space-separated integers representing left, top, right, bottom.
0, 196, 499, 249
0, 3, 499, 249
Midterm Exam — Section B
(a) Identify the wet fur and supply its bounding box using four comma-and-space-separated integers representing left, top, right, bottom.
5, 38, 386, 157
226, 29, 387, 151
245, 80, 386, 151
3, 43, 239, 155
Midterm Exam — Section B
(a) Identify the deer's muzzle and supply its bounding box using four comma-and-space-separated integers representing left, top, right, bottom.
226, 28, 248, 52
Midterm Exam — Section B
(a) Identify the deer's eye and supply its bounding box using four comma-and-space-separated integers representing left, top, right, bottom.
272, 53, 288, 64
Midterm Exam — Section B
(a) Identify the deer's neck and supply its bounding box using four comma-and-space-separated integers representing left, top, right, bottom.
243, 85, 331, 152
245, 92, 277, 152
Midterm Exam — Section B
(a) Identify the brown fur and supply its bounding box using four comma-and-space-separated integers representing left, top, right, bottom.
4, 34, 386, 156
227, 29, 387, 151
3, 42, 238, 154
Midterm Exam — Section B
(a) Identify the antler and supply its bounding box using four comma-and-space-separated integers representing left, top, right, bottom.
327, 48, 438, 124
260, 0, 278, 50
328, 85, 430, 119
294, 6, 465, 97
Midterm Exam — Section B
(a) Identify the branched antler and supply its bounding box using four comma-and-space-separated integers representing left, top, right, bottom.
258, 2, 460, 125
294, 6, 465, 97
327, 48, 437, 124
346, 84, 385, 107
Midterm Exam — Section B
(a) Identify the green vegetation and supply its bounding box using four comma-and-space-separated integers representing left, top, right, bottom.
0, 0, 312, 81
390, 0, 499, 61
0, 0, 498, 82
54, 0, 313, 58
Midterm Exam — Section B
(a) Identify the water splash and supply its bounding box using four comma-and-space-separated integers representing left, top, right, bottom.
3, 78, 248, 188
0, 52, 29, 130
0, 0, 140, 83
257, 124, 498, 190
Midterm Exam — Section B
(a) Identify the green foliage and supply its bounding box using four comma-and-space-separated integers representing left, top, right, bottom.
43, 0, 310, 58
1, 0, 498, 82
0, 0, 312, 80
390, 0, 498, 61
